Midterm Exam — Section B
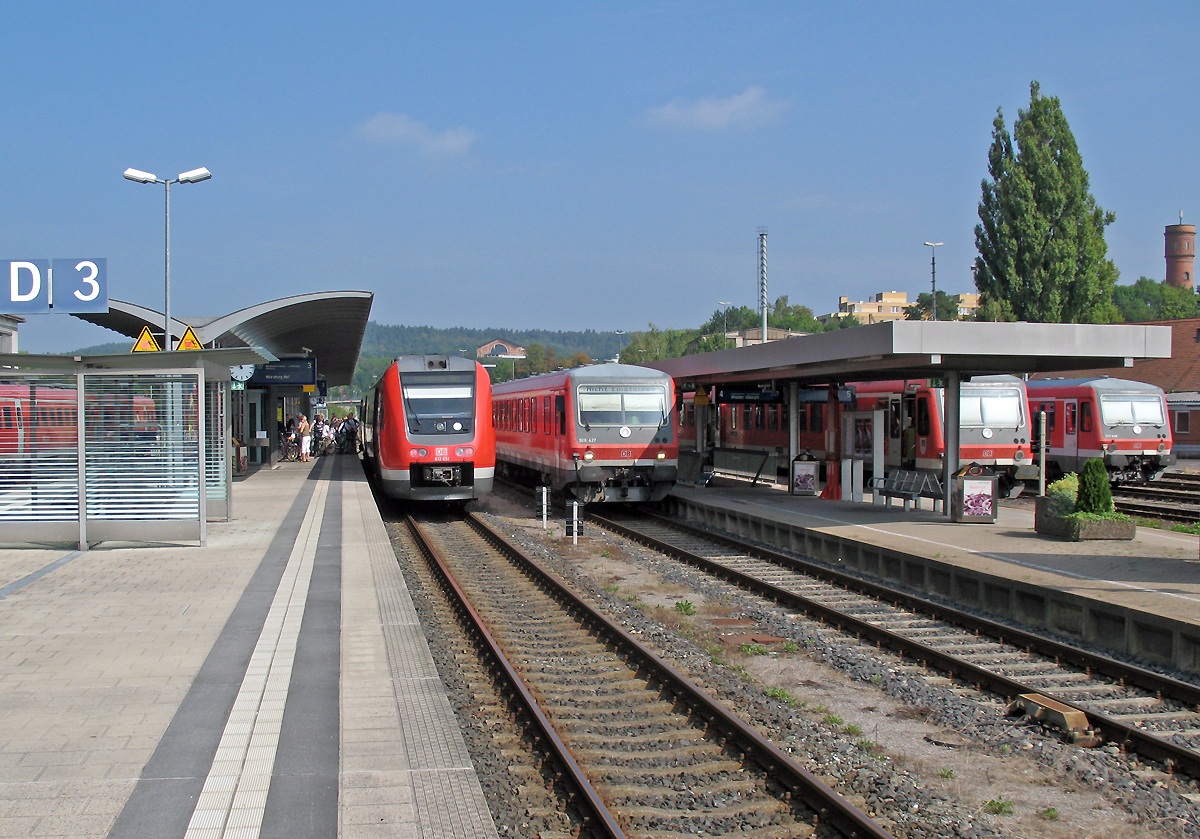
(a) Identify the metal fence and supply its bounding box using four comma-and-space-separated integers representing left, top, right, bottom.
0, 369, 221, 548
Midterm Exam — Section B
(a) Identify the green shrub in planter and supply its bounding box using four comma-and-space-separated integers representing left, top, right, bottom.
1046, 473, 1078, 517
1075, 458, 1113, 515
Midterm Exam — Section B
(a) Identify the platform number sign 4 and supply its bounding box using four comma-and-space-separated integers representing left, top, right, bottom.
4, 259, 108, 313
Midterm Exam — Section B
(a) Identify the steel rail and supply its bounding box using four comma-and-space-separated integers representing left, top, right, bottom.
586, 509, 1200, 780
405, 515, 627, 839
461, 512, 896, 839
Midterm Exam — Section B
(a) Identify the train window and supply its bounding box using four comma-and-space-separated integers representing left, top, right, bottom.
730, 403, 737, 430
916, 397, 930, 437
811, 404, 823, 434
556, 395, 566, 435
742, 405, 752, 430
576, 385, 668, 427
796, 404, 807, 432
1, 406, 9, 428
755, 405, 765, 430
686, 404, 695, 427
544, 396, 551, 435
1080, 401, 1093, 433
959, 388, 1023, 427
767, 405, 778, 431
1064, 402, 1076, 434
1177, 411, 1191, 435
888, 400, 901, 438
530, 398, 537, 433
1099, 394, 1165, 426
780, 404, 788, 427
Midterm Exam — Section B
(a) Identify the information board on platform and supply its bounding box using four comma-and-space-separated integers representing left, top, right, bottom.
249, 358, 316, 385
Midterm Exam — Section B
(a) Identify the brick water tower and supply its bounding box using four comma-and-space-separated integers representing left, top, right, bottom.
1165, 215, 1195, 289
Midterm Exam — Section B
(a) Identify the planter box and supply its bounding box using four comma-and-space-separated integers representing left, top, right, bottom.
1034, 496, 1135, 541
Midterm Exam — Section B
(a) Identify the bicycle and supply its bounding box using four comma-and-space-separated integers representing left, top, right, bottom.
280, 433, 300, 462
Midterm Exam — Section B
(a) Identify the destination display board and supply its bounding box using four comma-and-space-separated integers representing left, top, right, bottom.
248, 358, 316, 385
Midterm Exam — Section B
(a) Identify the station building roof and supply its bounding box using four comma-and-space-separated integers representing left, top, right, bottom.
72, 291, 373, 386
646, 320, 1173, 388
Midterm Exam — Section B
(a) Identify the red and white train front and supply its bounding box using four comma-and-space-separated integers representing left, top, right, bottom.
1026, 377, 1172, 483
493, 363, 678, 503
362, 355, 495, 502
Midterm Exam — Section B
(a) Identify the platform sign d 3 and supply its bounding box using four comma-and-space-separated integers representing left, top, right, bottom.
4, 258, 108, 314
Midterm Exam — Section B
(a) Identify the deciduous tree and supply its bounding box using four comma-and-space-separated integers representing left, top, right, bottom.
974, 81, 1119, 323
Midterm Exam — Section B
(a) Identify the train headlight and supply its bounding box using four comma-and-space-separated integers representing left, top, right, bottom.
656, 451, 667, 460
1158, 442, 1167, 452
582, 450, 595, 461
1014, 449, 1024, 461
452, 421, 463, 431
455, 446, 474, 457
409, 447, 428, 458
435, 421, 447, 431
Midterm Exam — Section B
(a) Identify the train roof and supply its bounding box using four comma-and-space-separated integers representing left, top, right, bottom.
1026, 377, 1164, 394
493, 363, 670, 394
392, 355, 479, 373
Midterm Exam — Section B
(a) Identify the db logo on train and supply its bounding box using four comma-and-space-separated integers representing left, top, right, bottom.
435, 446, 450, 461
621, 450, 632, 458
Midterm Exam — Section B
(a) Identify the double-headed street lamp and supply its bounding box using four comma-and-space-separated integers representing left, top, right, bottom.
923, 242, 943, 321
124, 166, 212, 351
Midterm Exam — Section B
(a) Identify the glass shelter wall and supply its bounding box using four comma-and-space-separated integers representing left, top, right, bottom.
0, 369, 213, 548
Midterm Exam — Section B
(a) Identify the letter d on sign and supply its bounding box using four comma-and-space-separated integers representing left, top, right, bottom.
4, 260, 49, 312
10, 262, 40, 302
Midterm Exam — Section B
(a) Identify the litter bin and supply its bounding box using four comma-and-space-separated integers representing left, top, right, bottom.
791, 452, 818, 496
951, 463, 998, 523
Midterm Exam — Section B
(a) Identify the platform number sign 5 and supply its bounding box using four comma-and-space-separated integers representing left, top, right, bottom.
3, 259, 108, 314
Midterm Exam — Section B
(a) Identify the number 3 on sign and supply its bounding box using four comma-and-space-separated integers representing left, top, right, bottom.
51, 258, 107, 312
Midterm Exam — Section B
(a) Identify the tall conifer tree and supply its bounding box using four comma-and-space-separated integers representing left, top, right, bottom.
974, 82, 1119, 322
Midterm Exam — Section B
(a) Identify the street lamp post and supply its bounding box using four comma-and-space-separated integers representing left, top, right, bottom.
719, 301, 733, 349
614, 330, 626, 362
923, 242, 943, 322
124, 166, 212, 350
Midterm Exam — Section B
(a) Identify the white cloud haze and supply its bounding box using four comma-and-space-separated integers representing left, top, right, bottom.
354, 112, 478, 156
645, 86, 788, 130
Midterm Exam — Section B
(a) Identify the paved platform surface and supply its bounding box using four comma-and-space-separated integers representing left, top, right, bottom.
673, 479, 1200, 631
0, 455, 499, 839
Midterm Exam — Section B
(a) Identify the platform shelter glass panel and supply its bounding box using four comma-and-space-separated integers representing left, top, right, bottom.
83, 373, 201, 522
204, 380, 229, 519
0, 374, 79, 524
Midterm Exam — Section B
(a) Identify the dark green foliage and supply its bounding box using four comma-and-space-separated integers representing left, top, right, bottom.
1075, 458, 1113, 515
904, 291, 960, 321
974, 81, 1119, 323
359, 322, 623, 361
1112, 277, 1200, 322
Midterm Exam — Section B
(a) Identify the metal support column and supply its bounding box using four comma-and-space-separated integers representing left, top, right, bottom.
944, 370, 961, 515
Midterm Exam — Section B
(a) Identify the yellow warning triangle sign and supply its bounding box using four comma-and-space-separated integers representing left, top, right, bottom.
175, 325, 204, 351
132, 326, 162, 352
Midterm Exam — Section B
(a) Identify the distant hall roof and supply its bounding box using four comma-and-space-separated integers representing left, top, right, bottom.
73, 291, 373, 386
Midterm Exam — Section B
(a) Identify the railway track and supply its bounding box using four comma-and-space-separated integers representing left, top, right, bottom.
1112, 470, 1200, 522
584, 508, 1200, 788
405, 511, 895, 839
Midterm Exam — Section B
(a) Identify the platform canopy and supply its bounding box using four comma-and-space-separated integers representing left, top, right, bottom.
646, 320, 1173, 387
73, 290, 373, 386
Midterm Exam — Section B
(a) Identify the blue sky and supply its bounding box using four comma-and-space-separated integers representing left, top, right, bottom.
5, 1, 1198, 353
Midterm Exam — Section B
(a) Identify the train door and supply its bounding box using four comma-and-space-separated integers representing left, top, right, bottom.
901, 394, 917, 468
554, 394, 567, 480
1061, 398, 1079, 462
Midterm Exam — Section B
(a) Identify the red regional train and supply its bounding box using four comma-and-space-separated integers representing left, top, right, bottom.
0, 383, 158, 456
493, 363, 678, 503
1025, 377, 1172, 484
679, 375, 1033, 496
360, 355, 495, 502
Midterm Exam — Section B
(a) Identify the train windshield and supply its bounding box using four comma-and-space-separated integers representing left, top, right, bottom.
1099, 394, 1164, 426
959, 388, 1024, 428
577, 385, 668, 427
399, 372, 475, 419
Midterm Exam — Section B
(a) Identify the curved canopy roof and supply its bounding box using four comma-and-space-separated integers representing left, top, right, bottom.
74, 291, 373, 386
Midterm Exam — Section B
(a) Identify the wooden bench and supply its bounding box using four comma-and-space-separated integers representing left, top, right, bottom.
869, 469, 944, 512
